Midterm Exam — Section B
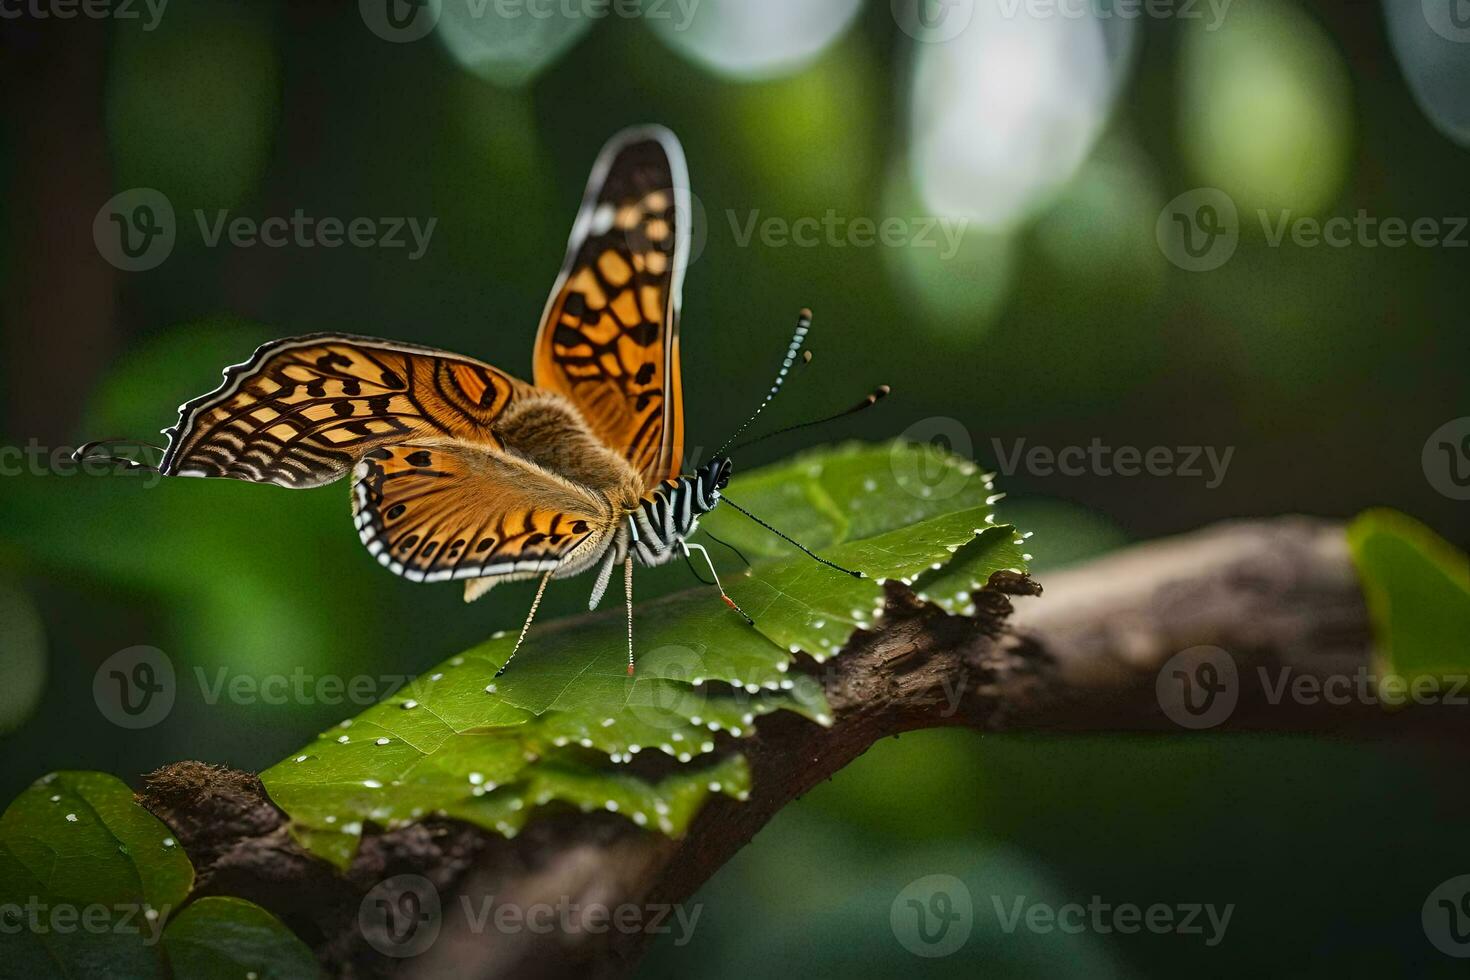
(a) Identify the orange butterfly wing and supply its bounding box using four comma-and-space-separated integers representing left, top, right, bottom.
159, 334, 532, 488
352, 444, 613, 585
532, 126, 688, 489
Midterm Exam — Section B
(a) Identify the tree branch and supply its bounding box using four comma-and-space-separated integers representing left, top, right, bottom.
142, 516, 1420, 979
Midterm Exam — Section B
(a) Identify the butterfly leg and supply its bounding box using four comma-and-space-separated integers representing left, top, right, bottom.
682, 541, 755, 626
496, 570, 553, 677
624, 555, 636, 676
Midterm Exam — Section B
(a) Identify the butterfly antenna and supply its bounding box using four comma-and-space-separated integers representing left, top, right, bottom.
495, 570, 552, 677
624, 555, 636, 676
720, 495, 863, 578
72, 438, 165, 473
732, 384, 890, 453
703, 530, 753, 570
710, 308, 813, 461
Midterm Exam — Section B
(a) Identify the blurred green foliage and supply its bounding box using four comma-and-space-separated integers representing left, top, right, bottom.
1, 1, 1467, 976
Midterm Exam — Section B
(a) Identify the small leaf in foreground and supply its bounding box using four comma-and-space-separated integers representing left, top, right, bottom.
1348, 508, 1470, 689
161, 896, 320, 980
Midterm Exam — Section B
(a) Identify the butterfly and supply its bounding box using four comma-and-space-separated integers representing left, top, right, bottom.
80, 127, 880, 675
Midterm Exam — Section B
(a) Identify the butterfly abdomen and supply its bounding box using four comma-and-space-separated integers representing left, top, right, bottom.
626, 458, 729, 567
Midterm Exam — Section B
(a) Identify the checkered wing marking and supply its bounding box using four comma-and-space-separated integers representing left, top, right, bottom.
160, 334, 530, 488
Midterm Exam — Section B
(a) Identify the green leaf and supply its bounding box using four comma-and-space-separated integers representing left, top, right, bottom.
161, 897, 319, 980
262, 441, 1029, 868
1347, 509, 1470, 686
0, 771, 193, 978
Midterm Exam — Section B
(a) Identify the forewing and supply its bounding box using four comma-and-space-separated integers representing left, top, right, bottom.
533, 126, 688, 487
159, 334, 531, 488
351, 443, 613, 584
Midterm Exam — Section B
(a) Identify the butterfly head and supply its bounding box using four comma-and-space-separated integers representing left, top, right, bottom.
695, 457, 733, 502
